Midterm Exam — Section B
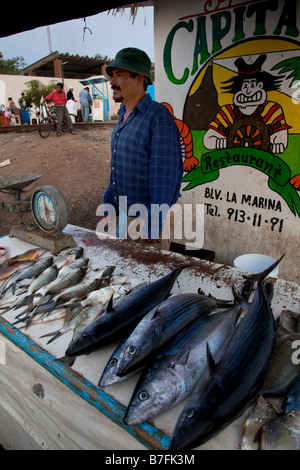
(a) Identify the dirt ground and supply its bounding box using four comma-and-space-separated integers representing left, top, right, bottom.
0, 125, 114, 237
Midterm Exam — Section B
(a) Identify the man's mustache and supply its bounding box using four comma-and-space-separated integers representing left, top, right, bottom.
111, 86, 121, 91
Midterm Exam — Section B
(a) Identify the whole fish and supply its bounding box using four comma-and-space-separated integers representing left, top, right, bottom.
99, 336, 140, 388
258, 378, 300, 450
169, 255, 284, 451
124, 303, 242, 425
71, 302, 107, 343
6, 248, 46, 265
0, 260, 35, 281
7, 265, 59, 312
42, 300, 107, 345
1, 256, 53, 297
241, 395, 278, 450
57, 247, 84, 259
16, 265, 88, 327
260, 333, 300, 397
65, 265, 191, 357
37, 272, 105, 311
35, 265, 88, 302
117, 292, 231, 377
277, 310, 300, 335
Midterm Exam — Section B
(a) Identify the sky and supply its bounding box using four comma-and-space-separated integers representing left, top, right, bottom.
0, 7, 154, 67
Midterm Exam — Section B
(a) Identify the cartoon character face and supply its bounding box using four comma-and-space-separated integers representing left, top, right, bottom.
233, 79, 267, 115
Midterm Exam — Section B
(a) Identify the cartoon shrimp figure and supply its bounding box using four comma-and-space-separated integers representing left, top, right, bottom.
161, 102, 199, 172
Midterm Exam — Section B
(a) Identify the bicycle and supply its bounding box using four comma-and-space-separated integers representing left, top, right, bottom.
38, 103, 67, 138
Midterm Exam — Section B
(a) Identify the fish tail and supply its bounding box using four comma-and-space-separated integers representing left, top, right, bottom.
40, 329, 61, 339
57, 355, 76, 367
243, 254, 285, 282
46, 332, 62, 344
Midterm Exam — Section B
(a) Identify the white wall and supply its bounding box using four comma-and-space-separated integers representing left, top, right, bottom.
0, 74, 116, 120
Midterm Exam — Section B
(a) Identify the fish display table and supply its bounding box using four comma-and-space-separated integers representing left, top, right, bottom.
0, 225, 299, 450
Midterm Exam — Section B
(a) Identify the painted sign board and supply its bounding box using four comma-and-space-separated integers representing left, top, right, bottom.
154, 0, 300, 282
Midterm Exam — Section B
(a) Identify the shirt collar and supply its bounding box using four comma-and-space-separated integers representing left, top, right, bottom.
118, 94, 152, 117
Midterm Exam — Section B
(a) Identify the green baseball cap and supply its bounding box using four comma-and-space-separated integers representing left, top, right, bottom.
106, 47, 153, 84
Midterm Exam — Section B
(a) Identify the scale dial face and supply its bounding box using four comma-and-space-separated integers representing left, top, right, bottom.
31, 185, 68, 234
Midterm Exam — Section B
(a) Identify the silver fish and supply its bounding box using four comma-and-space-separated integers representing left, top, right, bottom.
42, 301, 105, 345
259, 406, 300, 450
124, 303, 242, 425
9, 265, 59, 312
0, 260, 35, 281
98, 336, 141, 388
241, 396, 278, 450
254, 382, 300, 448
117, 292, 231, 377
57, 247, 84, 259
1, 256, 53, 297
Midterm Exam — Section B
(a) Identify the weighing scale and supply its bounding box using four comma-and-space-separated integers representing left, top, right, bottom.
0, 173, 76, 254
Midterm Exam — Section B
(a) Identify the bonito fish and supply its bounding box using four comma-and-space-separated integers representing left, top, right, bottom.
124, 303, 243, 425
169, 255, 284, 450
65, 265, 191, 357
116, 292, 231, 377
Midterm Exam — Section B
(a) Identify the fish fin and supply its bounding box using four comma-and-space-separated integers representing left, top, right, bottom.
206, 342, 217, 375
232, 284, 244, 304
106, 293, 114, 312
240, 279, 254, 301
57, 355, 76, 367
243, 254, 285, 282
264, 283, 274, 303
171, 348, 191, 369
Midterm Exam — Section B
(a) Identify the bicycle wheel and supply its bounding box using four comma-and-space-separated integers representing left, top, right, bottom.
39, 118, 52, 138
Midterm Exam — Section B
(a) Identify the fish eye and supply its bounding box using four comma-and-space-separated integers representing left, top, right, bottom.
186, 408, 194, 418
109, 358, 117, 367
139, 391, 148, 401
129, 346, 136, 355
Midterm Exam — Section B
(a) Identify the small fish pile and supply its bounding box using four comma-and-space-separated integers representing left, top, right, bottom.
0, 246, 132, 357
241, 307, 300, 450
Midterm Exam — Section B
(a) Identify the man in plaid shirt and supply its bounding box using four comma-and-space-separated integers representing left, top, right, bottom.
102, 48, 183, 249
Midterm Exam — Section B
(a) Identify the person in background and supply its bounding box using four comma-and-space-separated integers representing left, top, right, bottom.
18, 93, 27, 110
67, 86, 75, 101
44, 82, 75, 136
7, 97, 21, 122
102, 47, 183, 250
79, 86, 93, 122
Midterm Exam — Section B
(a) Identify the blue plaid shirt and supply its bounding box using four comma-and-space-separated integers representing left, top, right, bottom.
103, 94, 183, 238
